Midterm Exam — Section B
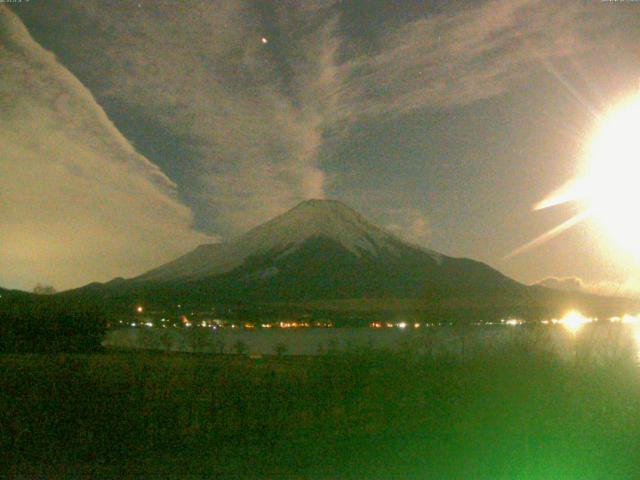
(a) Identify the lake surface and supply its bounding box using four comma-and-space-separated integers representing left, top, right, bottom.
104, 322, 640, 360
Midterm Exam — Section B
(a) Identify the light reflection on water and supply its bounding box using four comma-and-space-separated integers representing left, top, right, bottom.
104, 313, 640, 361
609, 314, 640, 362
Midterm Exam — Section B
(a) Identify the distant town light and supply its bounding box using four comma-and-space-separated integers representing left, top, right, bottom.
136, 306, 143, 313
504, 318, 523, 326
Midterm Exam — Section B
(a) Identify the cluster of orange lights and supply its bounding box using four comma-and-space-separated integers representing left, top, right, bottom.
130, 307, 335, 329
278, 321, 310, 328
370, 322, 390, 328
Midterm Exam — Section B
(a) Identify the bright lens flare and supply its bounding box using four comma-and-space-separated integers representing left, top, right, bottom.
560, 310, 592, 334
584, 94, 640, 255
517, 94, 640, 259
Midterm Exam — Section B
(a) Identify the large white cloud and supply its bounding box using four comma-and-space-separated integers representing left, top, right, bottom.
0, 6, 211, 291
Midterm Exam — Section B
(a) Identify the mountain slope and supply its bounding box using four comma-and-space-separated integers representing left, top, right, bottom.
135, 199, 442, 283
66, 199, 640, 319
172, 235, 524, 303
80, 200, 524, 302
130, 199, 523, 300
0, 286, 32, 300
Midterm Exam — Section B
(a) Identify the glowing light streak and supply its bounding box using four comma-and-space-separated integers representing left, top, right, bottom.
509, 93, 640, 258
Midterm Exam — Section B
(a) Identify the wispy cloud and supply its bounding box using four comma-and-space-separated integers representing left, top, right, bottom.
385, 208, 432, 247
0, 6, 211, 290
537, 276, 640, 300
338, 0, 620, 119
537, 276, 585, 292
29, 0, 343, 235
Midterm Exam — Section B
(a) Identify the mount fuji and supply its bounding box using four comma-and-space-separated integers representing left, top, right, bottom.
131, 199, 522, 301
137, 199, 445, 284
68, 199, 639, 320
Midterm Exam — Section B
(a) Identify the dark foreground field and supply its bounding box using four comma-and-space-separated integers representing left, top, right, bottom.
2, 327, 640, 479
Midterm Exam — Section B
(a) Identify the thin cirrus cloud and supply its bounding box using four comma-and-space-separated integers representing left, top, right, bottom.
0, 6, 212, 291
385, 208, 432, 248
338, 0, 620, 119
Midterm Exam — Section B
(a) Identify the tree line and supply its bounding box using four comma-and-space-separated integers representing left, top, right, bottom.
0, 294, 106, 353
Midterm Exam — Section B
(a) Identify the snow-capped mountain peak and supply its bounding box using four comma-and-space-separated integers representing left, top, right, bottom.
241, 199, 399, 257
135, 199, 440, 282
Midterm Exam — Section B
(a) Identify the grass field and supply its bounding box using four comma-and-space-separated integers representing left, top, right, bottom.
2, 326, 640, 478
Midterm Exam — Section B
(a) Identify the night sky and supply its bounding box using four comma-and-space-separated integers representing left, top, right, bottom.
2, 0, 639, 293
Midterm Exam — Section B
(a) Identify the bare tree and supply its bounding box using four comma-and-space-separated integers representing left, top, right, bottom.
214, 338, 226, 354
159, 330, 174, 354
233, 340, 248, 356
185, 328, 209, 354
33, 283, 56, 295
274, 342, 288, 357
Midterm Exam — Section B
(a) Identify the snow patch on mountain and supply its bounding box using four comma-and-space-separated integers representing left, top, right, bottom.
135, 199, 442, 282
242, 200, 396, 256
